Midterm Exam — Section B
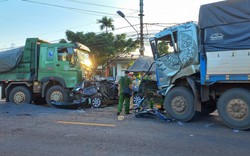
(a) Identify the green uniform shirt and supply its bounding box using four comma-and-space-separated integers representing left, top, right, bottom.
119, 75, 132, 93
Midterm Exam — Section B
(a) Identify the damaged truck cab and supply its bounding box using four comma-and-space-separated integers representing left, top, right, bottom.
150, 22, 201, 122
150, 0, 250, 130
150, 22, 199, 91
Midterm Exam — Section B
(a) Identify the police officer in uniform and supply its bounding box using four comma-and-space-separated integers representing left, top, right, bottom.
117, 70, 132, 115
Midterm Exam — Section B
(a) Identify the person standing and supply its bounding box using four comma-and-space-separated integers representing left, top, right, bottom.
117, 70, 132, 115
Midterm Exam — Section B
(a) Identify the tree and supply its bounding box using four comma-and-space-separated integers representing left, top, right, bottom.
62, 30, 139, 72
59, 39, 67, 43
97, 16, 115, 33
158, 41, 170, 56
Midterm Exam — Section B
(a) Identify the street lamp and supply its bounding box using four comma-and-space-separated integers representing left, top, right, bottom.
117, 10, 139, 39
117, 10, 144, 56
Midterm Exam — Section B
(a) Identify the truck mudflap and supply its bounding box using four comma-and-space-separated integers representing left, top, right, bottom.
186, 77, 201, 112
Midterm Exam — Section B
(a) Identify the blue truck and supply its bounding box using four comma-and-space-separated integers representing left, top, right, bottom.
149, 0, 250, 130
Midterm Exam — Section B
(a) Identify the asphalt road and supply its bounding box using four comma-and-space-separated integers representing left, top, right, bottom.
0, 101, 250, 156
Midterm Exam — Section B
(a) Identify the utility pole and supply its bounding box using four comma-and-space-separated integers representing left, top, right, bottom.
139, 0, 144, 56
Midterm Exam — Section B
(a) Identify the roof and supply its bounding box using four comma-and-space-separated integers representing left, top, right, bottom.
128, 56, 155, 72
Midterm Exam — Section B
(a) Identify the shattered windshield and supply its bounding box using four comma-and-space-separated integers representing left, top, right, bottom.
157, 32, 178, 56
150, 31, 178, 59
75, 49, 92, 68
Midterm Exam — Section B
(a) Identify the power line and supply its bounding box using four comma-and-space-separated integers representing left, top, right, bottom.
0, 23, 165, 50
114, 24, 140, 31
22, 0, 115, 16
21, 0, 138, 18
65, 0, 138, 12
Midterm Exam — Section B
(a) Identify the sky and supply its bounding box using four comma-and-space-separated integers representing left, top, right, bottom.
0, 0, 222, 54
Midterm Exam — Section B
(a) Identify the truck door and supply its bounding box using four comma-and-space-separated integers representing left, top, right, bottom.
55, 47, 81, 87
56, 46, 76, 73
57, 47, 71, 71
150, 31, 181, 88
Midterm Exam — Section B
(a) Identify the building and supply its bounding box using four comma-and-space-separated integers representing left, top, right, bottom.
96, 54, 139, 81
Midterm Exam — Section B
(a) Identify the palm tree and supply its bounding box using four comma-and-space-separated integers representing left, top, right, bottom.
97, 16, 115, 33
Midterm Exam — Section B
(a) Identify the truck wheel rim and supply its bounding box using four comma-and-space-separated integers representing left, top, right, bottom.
14, 92, 25, 104
51, 91, 63, 102
227, 98, 248, 120
171, 96, 186, 114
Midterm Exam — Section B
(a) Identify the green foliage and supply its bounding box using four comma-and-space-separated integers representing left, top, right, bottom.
60, 16, 138, 73
59, 39, 67, 43
158, 41, 170, 56
97, 16, 115, 33
62, 30, 139, 71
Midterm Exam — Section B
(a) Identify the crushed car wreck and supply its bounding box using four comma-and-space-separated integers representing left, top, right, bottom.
52, 77, 118, 109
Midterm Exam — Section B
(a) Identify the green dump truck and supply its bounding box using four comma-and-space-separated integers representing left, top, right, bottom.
0, 38, 92, 105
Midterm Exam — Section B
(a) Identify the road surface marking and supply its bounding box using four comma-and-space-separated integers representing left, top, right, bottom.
56, 121, 116, 127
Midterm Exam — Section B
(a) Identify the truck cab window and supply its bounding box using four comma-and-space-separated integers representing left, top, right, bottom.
157, 32, 178, 57
57, 47, 76, 66
58, 47, 68, 61
67, 47, 76, 66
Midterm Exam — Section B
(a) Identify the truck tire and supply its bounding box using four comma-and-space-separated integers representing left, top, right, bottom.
164, 86, 195, 122
217, 88, 250, 130
46, 85, 68, 106
9, 86, 32, 104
